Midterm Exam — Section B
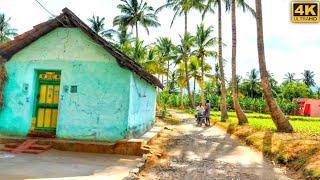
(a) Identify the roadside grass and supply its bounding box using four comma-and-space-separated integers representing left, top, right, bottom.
210, 111, 320, 179
160, 114, 181, 125
211, 111, 320, 135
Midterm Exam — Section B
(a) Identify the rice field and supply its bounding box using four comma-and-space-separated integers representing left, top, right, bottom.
210, 111, 320, 135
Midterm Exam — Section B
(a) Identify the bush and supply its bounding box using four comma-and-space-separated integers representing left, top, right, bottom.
157, 91, 301, 116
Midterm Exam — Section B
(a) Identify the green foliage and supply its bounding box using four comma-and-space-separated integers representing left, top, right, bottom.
279, 82, 312, 100
158, 91, 301, 116
0, 13, 17, 43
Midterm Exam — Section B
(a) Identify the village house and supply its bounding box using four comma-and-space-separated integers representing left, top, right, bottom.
0, 8, 163, 141
295, 98, 320, 117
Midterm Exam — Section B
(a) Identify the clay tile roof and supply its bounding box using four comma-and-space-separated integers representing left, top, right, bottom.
0, 8, 163, 89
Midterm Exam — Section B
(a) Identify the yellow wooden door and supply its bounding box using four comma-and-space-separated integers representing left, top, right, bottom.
35, 71, 61, 131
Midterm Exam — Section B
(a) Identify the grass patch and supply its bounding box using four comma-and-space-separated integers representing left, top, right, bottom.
211, 111, 320, 135
161, 114, 181, 125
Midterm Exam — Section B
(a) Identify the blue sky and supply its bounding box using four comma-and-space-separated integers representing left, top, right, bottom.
0, 0, 319, 86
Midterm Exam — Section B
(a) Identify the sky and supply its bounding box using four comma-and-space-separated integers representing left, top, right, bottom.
0, 0, 319, 87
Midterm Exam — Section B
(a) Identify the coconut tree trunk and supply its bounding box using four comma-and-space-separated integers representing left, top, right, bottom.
231, 0, 248, 125
135, 22, 139, 40
180, 87, 184, 108
193, 76, 196, 104
255, 0, 293, 132
161, 75, 164, 85
200, 56, 205, 106
218, 0, 228, 121
183, 11, 195, 108
167, 60, 170, 87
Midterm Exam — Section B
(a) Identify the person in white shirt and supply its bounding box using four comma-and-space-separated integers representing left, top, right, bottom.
196, 104, 205, 124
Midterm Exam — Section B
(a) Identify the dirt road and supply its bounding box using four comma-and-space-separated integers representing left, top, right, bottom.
140, 109, 294, 180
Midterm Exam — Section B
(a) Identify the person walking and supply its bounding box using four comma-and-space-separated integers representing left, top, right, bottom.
204, 100, 211, 126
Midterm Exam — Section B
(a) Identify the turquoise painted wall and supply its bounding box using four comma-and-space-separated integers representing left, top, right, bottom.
0, 28, 156, 141
127, 74, 157, 137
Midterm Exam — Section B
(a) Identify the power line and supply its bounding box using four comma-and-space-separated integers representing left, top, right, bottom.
34, 0, 67, 27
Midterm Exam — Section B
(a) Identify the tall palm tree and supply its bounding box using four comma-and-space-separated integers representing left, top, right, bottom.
284, 72, 296, 83
131, 39, 147, 64
176, 63, 187, 108
189, 56, 213, 104
143, 47, 167, 79
0, 14, 17, 43
302, 70, 315, 87
157, 0, 206, 108
189, 56, 201, 102
230, 0, 255, 125
240, 69, 261, 98
255, 0, 293, 132
203, 0, 228, 121
155, 37, 175, 86
113, 0, 160, 39
194, 23, 217, 105
88, 15, 116, 39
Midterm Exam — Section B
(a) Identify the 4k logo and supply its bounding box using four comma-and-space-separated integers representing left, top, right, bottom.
291, 1, 320, 23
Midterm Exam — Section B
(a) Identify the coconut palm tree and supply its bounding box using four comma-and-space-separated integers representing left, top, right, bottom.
284, 72, 296, 83
157, 0, 206, 108
240, 69, 261, 98
229, 0, 255, 125
302, 70, 315, 87
113, 0, 160, 39
189, 55, 213, 104
143, 47, 167, 79
194, 23, 217, 105
203, 0, 228, 121
155, 37, 175, 86
189, 56, 201, 102
88, 15, 116, 39
176, 63, 187, 108
0, 14, 17, 43
131, 39, 147, 64
255, 0, 293, 132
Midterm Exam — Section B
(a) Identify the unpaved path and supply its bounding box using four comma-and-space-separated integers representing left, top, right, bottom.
140, 109, 294, 180
0, 149, 139, 180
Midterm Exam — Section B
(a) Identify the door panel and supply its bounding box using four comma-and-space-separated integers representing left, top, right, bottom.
46, 85, 54, 104
53, 85, 60, 104
39, 85, 47, 104
37, 108, 45, 127
44, 108, 52, 128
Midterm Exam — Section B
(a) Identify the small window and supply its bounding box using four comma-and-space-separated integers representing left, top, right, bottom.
70, 85, 77, 93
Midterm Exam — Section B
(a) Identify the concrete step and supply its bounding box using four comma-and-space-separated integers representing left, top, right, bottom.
21, 149, 47, 154
11, 140, 38, 154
